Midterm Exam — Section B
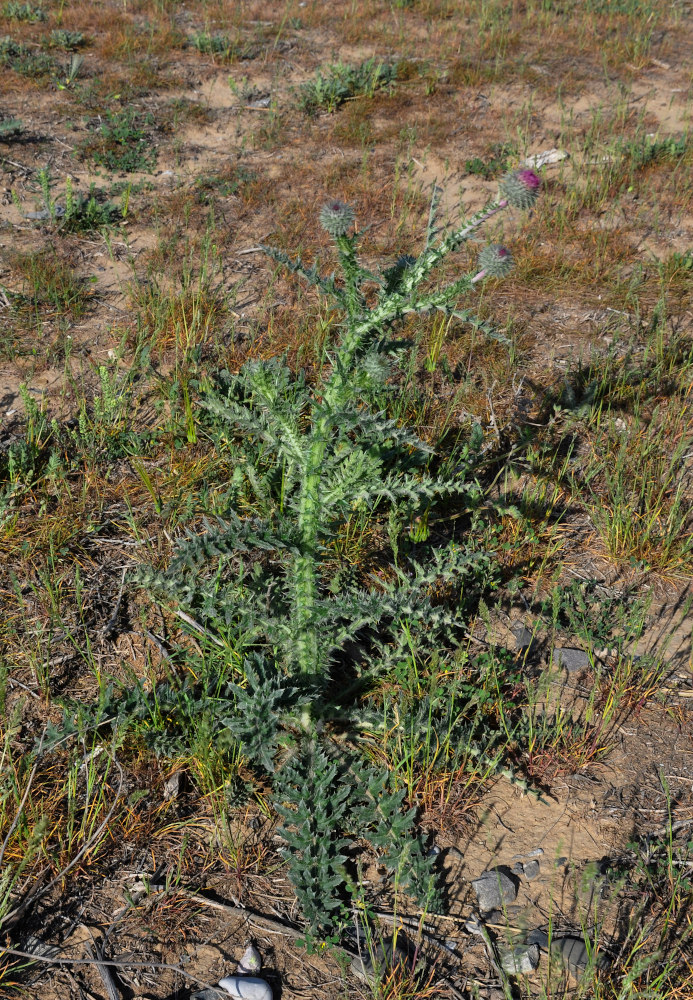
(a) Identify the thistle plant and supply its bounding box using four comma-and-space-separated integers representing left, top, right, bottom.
131, 169, 540, 937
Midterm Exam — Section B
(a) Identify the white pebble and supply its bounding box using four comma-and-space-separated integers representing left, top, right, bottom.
218, 976, 273, 1000
237, 944, 262, 975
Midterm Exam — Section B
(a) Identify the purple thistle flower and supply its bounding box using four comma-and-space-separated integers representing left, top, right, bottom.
473, 244, 514, 281
499, 169, 541, 210
319, 199, 355, 238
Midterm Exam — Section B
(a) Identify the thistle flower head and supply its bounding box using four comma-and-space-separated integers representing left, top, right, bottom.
319, 199, 355, 238
499, 169, 541, 210
476, 244, 513, 278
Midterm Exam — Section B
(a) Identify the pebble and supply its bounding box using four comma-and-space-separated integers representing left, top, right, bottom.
555, 856, 568, 869
523, 859, 541, 880
552, 648, 590, 672
499, 943, 540, 975
472, 867, 518, 912
512, 848, 543, 860
350, 937, 409, 984
523, 148, 569, 168
218, 976, 273, 999
512, 624, 535, 651
512, 862, 524, 876
163, 771, 184, 800
237, 944, 262, 975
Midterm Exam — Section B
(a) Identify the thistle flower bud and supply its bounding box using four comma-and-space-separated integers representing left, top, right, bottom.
476, 244, 513, 279
319, 199, 355, 238
499, 169, 540, 210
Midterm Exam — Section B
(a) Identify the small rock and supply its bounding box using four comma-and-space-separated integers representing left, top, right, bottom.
237, 944, 262, 975
555, 856, 568, 869
191, 991, 223, 1000
527, 930, 610, 978
552, 937, 611, 978
523, 148, 569, 168
512, 862, 524, 876
472, 866, 518, 912
163, 771, 184, 800
218, 976, 272, 1000
526, 848, 544, 858
350, 937, 409, 984
552, 647, 590, 673
527, 929, 549, 949
512, 624, 534, 650
523, 859, 541, 881
499, 943, 540, 975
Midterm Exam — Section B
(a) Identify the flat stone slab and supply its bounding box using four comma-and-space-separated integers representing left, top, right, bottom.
499, 943, 540, 975
552, 647, 590, 672
523, 859, 541, 880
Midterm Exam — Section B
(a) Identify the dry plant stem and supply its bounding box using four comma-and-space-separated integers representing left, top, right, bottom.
374, 910, 461, 955
0, 947, 223, 992
134, 883, 308, 940
174, 607, 225, 647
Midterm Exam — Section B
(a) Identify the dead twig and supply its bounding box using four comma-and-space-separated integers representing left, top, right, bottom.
0, 947, 223, 993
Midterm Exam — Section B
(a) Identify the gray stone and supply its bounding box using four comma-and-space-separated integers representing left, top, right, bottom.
237, 944, 262, 975
555, 856, 568, 869
350, 937, 409, 984
163, 770, 184, 800
499, 943, 540, 975
552, 647, 590, 673
512, 862, 524, 876
191, 992, 224, 1000
527, 929, 549, 949
523, 859, 541, 880
527, 931, 610, 978
471, 866, 518, 912
512, 624, 534, 649
526, 848, 544, 858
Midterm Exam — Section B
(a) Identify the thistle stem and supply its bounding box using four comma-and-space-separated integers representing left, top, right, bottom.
294, 418, 330, 675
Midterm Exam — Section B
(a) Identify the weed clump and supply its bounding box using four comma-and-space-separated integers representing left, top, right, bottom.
2, 1, 46, 21
0, 34, 54, 77
299, 57, 399, 113
48, 29, 86, 49
80, 109, 157, 173
188, 30, 239, 61
0, 116, 22, 139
